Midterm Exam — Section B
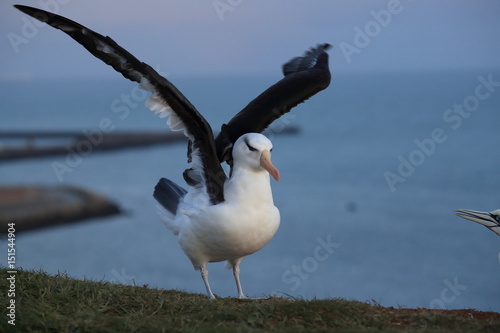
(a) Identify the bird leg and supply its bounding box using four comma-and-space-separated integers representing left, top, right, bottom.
233, 264, 246, 299
200, 265, 216, 300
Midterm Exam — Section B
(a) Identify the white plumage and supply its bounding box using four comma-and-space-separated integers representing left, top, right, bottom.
158, 134, 280, 299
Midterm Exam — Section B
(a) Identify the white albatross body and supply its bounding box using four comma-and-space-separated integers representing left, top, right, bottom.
160, 134, 280, 299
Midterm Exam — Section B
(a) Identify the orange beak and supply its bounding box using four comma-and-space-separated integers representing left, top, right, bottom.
260, 150, 280, 181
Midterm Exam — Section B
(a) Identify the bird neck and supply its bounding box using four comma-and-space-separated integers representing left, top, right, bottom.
226, 164, 274, 204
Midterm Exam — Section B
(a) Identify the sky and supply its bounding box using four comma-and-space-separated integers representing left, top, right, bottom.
1, 0, 500, 81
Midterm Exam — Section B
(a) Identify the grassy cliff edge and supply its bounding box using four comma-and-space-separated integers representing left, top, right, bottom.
1, 267, 499, 332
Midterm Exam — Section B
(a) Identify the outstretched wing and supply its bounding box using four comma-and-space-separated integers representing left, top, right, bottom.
214, 43, 332, 164
15, 5, 226, 205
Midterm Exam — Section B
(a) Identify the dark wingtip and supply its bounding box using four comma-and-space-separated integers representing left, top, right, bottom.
14, 5, 33, 15
320, 43, 332, 51
14, 5, 47, 19
282, 43, 332, 76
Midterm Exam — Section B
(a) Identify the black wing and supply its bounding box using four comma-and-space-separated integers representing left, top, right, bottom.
15, 5, 226, 205
214, 44, 332, 164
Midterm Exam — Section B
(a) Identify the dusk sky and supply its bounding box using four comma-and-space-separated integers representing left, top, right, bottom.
1, 0, 500, 81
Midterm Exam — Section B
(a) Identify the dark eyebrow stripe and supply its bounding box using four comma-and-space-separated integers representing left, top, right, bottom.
244, 137, 256, 151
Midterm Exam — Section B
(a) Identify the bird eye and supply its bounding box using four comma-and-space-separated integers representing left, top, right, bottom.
489, 213, 500, 223
246, 143, 257, 152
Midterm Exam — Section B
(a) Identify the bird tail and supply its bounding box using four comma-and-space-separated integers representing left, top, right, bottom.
153, 178, 187, 235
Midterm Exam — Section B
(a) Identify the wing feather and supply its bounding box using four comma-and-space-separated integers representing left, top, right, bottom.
15, 5, 226, 204
214, 44, 332, 163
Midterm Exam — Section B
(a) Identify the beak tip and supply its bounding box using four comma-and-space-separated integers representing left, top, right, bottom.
274, 172, 280, 182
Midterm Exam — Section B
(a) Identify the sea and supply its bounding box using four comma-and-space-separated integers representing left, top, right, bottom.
1, 71, 499, 311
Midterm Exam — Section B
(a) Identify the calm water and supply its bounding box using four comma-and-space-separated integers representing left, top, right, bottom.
1, 71, 499, 311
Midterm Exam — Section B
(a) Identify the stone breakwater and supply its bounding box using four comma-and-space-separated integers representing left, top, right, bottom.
0, 185, 120, 232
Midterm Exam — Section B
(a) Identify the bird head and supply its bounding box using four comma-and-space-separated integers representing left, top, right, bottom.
232, 133, 280, 181
454, 208, 500, 236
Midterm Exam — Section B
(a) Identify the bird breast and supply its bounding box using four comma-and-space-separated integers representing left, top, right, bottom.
178, 172, 280, 263
182, 199, 280, 263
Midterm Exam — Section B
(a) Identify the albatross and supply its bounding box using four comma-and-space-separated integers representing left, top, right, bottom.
15, 5, 332, 299
454, 209, 500, 236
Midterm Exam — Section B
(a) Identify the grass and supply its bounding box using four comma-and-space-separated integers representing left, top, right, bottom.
1, 267, 499, 332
